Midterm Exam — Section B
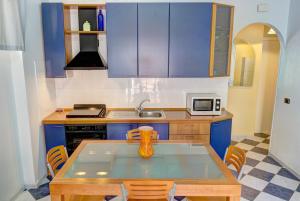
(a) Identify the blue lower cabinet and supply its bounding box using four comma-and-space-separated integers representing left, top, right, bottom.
138, 123, 169, 140
107, 123, 138, 140
210, 120, 232, 159
44, 124, 66, 153
107, 123, 169, 140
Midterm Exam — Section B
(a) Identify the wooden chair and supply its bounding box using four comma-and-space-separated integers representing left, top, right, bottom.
186, 146, 246, 201
224, 145, 246, 180
126, 129, 159, 140
123, 180, 175, 200
46, 145, 68, 177
64, 195, 226, 201
63, 195, 105, 201
187, 197, 226, 201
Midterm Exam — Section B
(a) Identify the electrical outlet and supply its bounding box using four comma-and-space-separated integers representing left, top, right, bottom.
257, 3, 269, 12
284, 98, 291, 104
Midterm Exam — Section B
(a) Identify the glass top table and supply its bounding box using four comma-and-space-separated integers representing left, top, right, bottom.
51, 141, 240, 201
64, 142, 224, 179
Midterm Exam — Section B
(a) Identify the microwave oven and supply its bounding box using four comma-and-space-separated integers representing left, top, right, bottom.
186, 93, 222, 116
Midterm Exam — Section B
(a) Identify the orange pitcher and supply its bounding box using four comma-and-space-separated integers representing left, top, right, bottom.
127, 126, 158, 159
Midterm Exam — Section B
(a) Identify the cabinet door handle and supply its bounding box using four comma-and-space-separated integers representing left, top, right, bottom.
50, 125, 64, 128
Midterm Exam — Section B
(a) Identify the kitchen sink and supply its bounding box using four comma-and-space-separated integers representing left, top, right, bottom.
107, 110, 166, 119
138, 111, 164, 118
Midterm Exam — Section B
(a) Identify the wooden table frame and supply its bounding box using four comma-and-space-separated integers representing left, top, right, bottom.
50, 140, 241, 201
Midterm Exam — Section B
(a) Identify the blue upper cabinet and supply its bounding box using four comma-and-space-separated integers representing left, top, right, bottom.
41, 3, 66, 78
210, 119, 232, 159
106, 3, 138, 78
169, 3, 212, 77
138, 3, 169, 77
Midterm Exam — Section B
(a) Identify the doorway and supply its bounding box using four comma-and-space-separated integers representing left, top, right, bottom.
228, 24, 281, 140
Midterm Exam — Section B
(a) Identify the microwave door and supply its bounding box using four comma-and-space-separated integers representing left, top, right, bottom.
193, 99, 214, 111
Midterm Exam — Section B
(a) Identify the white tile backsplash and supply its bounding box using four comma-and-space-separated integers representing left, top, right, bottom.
55, 70, 230, 108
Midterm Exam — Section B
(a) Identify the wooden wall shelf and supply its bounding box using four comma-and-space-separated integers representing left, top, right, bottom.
63, 3, 106, 68
64, 30, 106, 35
64, 4, 105, 9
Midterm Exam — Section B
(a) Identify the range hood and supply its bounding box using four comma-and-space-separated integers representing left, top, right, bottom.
64, 51, 106, 70
64, 34, 106, 70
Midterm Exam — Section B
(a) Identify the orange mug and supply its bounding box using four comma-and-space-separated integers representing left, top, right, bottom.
127, 126, 158, 159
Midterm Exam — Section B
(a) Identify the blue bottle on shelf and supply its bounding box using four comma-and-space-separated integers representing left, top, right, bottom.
98, 9, 104, 31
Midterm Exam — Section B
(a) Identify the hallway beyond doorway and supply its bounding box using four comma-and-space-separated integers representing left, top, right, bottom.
228, 24, 281, 137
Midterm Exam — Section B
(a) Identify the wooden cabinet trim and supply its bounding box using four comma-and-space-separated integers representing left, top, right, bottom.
209, 4, 217, 77
209, 3, 234, 77
63, 7, 72, 64
169, 134, 210, 143
226, 6, 234, 76
169, 122, 211, 135
63, 4, 106, 9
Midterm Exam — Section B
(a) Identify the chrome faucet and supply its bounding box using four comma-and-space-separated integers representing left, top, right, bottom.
136, 98, 150, 114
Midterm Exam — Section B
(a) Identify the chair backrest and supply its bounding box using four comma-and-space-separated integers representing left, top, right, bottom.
123, 180, 174, 200
46, 145, 68, 177
224, 145, 246, 180
126, 129, 159, 140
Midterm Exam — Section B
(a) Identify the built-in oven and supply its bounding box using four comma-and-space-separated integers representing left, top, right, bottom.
65, 124, 107, 155
186, 93, 222, 116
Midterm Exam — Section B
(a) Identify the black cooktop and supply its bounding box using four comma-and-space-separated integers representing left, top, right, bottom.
66, 104, 106, 118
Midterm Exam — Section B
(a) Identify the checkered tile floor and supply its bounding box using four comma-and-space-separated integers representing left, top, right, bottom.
232, 133, 300, 201
16, 133, 300, 201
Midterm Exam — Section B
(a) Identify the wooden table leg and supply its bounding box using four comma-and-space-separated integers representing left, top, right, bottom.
227, 196, 240, 201
51, 194, 62, 201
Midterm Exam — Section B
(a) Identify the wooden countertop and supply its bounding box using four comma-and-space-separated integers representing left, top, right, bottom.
42, 108, 233, 125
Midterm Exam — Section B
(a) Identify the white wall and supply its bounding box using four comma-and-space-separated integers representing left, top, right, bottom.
55, 0, 291, 109
0, 51, 24, 201
20, 0, 57, 186
228, 24, 280, 137
11, 51, 37, 187
270, 0, 300, 175
255, 38, 280, 134
228, 25, 264, 136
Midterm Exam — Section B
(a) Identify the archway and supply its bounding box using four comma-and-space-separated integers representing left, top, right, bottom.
228, 23, 281, 143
